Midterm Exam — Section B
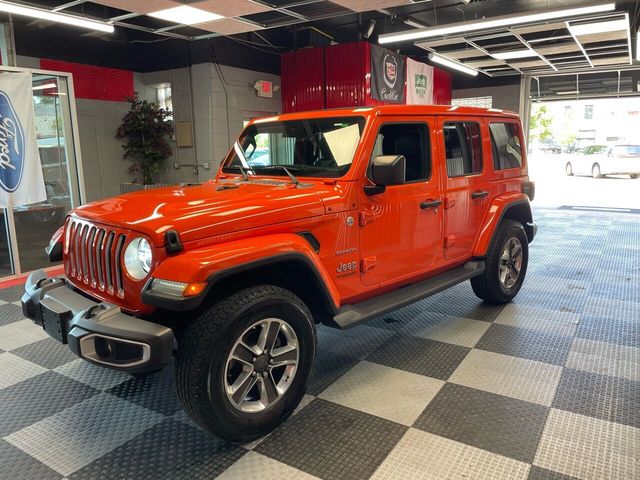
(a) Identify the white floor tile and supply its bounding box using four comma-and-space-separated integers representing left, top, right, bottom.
217, 451, 321, 480
371, 428, 530, 480
401, 312, 491, 348
566, 338, 640, 382
449, 349, 563, 406
535, 409, 640, 480
0, 320, 49, 351
0, 352, 47, 389
319, 361, 444, 426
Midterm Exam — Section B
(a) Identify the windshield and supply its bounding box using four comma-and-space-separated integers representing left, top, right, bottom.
222, 116, 366, 178
613, 145, 640, 156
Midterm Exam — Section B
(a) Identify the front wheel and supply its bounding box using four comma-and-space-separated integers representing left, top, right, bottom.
471, 220, 529, 305
565, 162, 574, 176
176, 285, 316, 442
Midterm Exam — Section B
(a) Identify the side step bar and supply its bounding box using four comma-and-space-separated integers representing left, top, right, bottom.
332, 260, 485, 330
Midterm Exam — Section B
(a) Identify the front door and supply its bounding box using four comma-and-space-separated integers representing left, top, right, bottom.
359, 118, 444, 286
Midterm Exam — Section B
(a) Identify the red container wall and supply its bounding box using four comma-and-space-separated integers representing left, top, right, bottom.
281, 48, 325, 113
325, 41, 386, 109
433, 68, 452, 105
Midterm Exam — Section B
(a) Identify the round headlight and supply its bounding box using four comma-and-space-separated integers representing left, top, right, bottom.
124, 237, 153, 280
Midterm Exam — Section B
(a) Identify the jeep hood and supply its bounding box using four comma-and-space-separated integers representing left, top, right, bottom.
72, 180, 327, 245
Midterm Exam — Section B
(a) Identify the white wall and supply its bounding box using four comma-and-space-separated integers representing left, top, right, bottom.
452, 83, 522, 115
139, 63, 281, 186
18, 55, 281, 201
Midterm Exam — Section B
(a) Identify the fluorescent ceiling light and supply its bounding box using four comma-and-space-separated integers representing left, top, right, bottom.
637, 29, 640, 61
429, 53, 478, 76
0, 0, 113, 32
148, 6, 223, 25
379, 2, 616, 44
32, 83, 57, 91
568, 18, 629, 36
492, 49, 538, 60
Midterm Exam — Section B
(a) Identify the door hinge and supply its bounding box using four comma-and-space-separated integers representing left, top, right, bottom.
359, 211, 375, 227
444, 235, 456, 249
361, 256, 376, 273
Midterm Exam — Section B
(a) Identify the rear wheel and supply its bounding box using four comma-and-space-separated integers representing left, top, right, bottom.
565, 162, 574, 176
175, 285, 316, 442
592, 163, 602, 178
471, 220, 529, 305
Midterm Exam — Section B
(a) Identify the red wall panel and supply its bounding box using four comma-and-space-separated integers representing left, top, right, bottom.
40, 59, 134, 102
281, 49, 325, 113
433, 67, 452, 105
324, 41, 386, 109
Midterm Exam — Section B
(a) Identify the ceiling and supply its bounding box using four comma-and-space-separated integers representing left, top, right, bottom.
7, 0, 640, 83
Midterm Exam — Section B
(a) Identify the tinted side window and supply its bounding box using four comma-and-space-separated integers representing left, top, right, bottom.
443, 122, 482, 177
372, 124, 430, 182
490, 123, 523, 170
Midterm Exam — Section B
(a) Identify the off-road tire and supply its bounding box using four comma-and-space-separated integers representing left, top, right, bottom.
565, 162, 574, 176
471, 220, 529, 305
175, 285, 316, 442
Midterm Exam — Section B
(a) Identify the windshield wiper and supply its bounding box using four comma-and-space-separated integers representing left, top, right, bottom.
225, 164, 251, 181
260, 165, 299, 185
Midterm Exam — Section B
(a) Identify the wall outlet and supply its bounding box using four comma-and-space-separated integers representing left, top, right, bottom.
203, 162, 210, 170
174, 162, 181, 169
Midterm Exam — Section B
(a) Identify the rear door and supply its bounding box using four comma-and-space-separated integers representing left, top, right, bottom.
440, 117, 491, 260
358, 116, 444, 286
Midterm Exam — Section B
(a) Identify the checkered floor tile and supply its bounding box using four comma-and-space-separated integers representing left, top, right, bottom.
1, 207, 639, 479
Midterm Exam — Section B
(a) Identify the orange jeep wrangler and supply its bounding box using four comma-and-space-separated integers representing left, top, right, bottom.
23, 105, 536, 441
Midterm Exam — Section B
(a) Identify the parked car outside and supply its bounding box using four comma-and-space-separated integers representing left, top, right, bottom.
23, 105, 536, 441
565, 144, 640, 179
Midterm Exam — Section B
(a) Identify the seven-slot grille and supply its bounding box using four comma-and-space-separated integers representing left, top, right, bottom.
65, 218, 127, 296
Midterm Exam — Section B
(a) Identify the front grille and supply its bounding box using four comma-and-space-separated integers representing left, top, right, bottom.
66, 218, 127, 297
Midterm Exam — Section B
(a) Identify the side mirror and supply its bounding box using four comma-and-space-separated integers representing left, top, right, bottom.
365, 155, 406, 195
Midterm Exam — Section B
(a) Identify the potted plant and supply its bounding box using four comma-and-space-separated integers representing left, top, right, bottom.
116, 93, 173, 185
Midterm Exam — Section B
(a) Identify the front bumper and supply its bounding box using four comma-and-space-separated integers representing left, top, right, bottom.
21, 270, 175, 373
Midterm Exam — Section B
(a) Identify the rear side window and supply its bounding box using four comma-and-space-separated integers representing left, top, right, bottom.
490, 123, 523, 170
443, 122, 482, 177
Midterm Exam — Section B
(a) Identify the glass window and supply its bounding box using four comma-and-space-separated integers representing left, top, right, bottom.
443, 122, 482, 177
452, 96, 492, 108
490, 123, 523, 170
222, 116, 365, 178
371, 124, 430, 182
156, 86, 172, 120
584, 105, 593, 120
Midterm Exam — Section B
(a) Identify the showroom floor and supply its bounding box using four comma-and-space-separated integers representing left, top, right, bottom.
0, 207, 638, 480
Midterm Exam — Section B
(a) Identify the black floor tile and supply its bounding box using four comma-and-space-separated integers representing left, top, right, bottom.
528, 465, 580, 480
576, 315, 639, 348
255, 398, 406, 480
0, 286, 23, 302
367, 335, 469, 380
307, 351, 359, 396
475, 324, 573, 366
553, 368, 640, 428
107, 364, 181, 416
0, 439, 62, 480
69, 419, 245, 480
0, 303, 24, 326
12, 337, 78, 369
413, 383, 549, 464
0, 371, 98, 436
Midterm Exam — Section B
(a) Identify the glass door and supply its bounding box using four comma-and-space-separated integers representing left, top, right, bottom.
0, 69, 83, 278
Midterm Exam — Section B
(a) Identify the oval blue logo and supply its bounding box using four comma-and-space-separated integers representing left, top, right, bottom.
0, 91, 25, 193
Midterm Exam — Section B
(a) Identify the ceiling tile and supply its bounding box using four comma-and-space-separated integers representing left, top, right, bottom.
536, 43, 581, 55
437, 48, 485, 60
508, 59, 548, 68
187, 0, 271, 17
93, 0, 178, 14
195, 17, 263, 34
591, 55, 631, 66
512, 22, 566, 35
465, 59, 505, 68
330, 0, 412, 12
576, 30, 627, 44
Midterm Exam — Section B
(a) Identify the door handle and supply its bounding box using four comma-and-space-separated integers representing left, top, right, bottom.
471, 190, 489, 199
420, 199, 442, 209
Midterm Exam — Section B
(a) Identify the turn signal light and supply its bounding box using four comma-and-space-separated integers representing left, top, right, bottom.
183, 282, 207, 297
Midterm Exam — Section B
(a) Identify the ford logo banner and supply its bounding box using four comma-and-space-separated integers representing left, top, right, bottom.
0, 90, 25, 193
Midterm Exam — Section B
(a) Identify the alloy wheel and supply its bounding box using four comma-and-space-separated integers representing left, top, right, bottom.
498, 237, 523, 289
